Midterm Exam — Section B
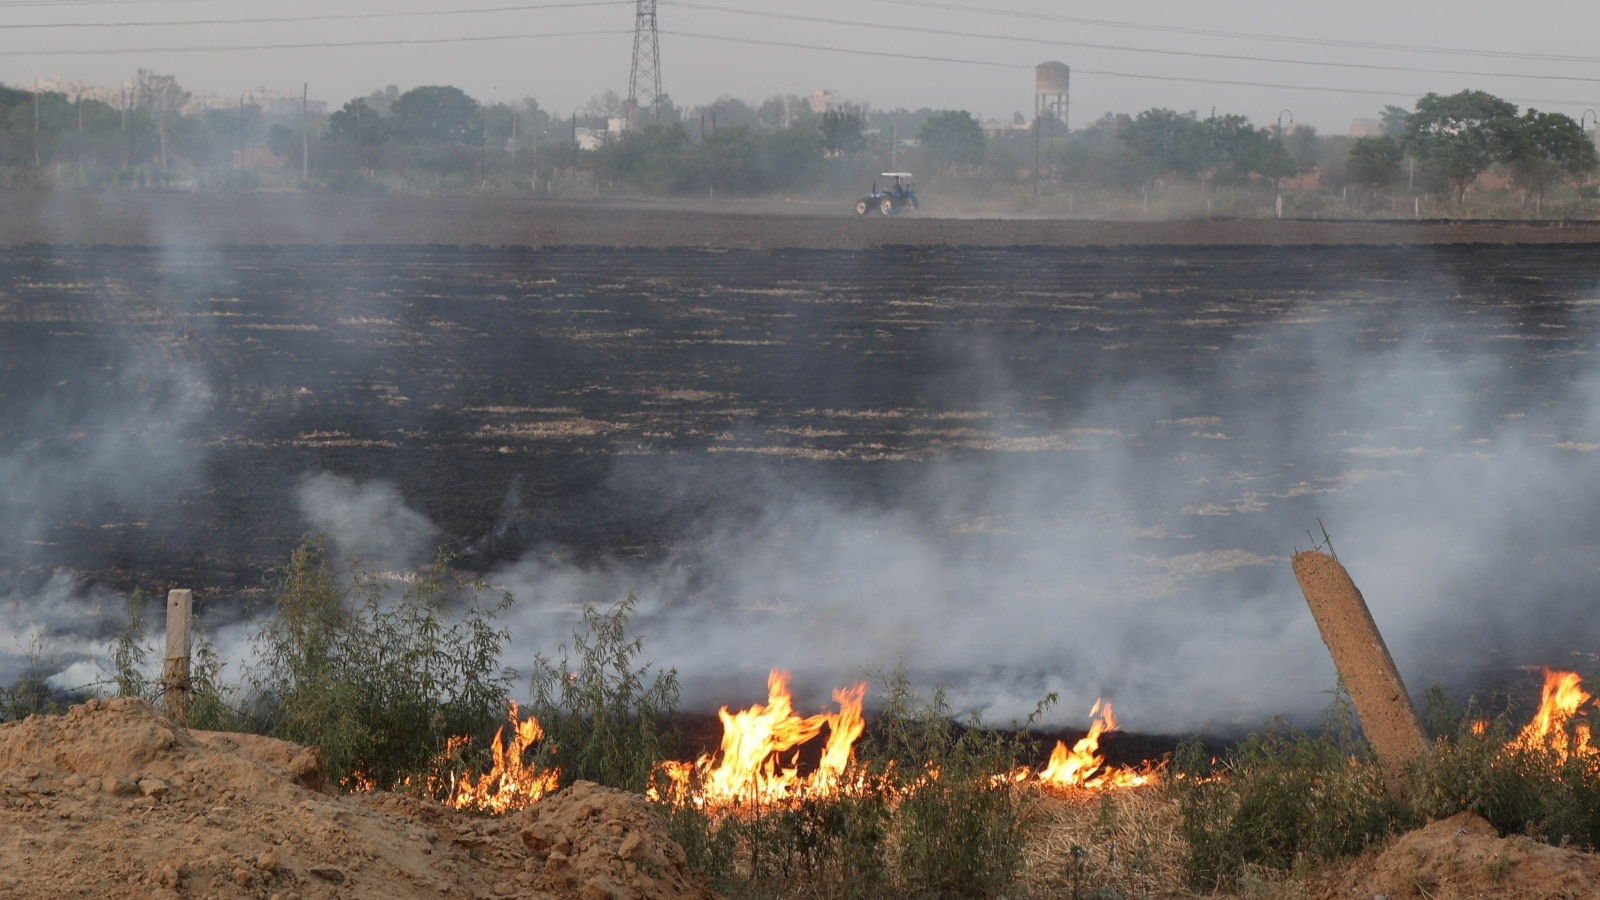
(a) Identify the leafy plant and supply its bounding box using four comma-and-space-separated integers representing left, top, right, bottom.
1410, 687, 1600, 849
1172, 689, 1408, 890
526, 594, 680, 793
109, 588, 154, 700
0, 629, 64, 722
248, 537, 516, 788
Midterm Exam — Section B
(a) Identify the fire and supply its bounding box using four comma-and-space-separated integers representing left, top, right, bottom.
1034, 700, 1160, 790
656, 669, 867, 808
1510, 669, 1597, 761
448, 701, 561, 813
357, 671, 1163, 816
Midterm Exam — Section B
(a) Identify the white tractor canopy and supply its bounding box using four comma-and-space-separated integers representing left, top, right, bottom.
880, 172, 915, 183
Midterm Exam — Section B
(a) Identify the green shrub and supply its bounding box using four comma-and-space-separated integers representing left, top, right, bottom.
110, 589, 153, 700
526, 594, 680, 794
863, 665, 1042, 899
1410, 687, 1600, 849
248, 537, 516, 788
1173, 691, 1408, 890
0, 629, 61, 722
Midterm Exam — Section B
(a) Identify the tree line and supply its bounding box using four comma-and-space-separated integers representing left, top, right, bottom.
0, 75, 1594, 214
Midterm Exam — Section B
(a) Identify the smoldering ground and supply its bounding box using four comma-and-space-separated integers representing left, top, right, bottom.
5, 242, 1600, 734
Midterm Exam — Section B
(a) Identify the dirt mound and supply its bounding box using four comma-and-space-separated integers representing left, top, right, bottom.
0, 697, 715, 899
513, 782, 718, 900
1344, 811, 1600, 899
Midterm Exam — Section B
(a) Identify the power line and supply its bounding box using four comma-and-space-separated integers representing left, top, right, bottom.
0, 0, 215, 7
0, 0, 631, 30
863, 0, 1597, 65
658, 29, 1597, 109
670, 1, 1600, 86
0, 28, 632, 55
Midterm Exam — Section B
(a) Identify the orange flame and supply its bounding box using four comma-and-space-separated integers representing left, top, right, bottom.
656, 669, 867, 808
1034, 700, 1160, 790
1510, 669, 1596, 761
448, 701, 561, 813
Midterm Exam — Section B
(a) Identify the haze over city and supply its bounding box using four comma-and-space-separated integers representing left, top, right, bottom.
3, 0, 1599, 133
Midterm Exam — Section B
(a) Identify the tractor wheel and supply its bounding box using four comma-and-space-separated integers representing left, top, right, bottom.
879, 197, 895, 215
855, 199, 869, 216
907, 195, 919, 211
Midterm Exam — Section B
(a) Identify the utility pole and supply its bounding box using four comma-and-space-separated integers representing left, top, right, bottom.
1276, 109, 1293, 218
626, 0, 662, 130
238, 90, 253, 173
1033, 114, 1040, 195
301, 83, 309, 181
33, 89, 39, 168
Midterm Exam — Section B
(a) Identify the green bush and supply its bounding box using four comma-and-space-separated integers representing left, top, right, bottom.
1411, 687, 1600, 849
248, 537, 515, 788
526, 594, 680, 794
0, 629, 61, 722
1172, 691, 1408, 890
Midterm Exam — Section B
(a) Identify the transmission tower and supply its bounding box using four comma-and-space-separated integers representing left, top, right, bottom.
627, 0, 662, 130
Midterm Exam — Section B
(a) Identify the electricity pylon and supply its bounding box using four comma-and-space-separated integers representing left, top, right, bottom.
627, 0, 662, 130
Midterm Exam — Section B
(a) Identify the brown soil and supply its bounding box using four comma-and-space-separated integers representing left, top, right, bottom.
6, 698, 1600, 898
0, 697, 714, 899
7, 190, 1600, 249
1317, 811, 1600, 900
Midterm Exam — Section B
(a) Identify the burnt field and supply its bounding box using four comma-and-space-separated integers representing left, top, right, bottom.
6, 235, 1600, 729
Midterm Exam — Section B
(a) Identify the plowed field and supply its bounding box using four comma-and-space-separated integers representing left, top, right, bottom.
5, 197, 1600, 728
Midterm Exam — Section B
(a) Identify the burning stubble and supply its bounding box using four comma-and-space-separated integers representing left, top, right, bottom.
7, 242, 1600, 733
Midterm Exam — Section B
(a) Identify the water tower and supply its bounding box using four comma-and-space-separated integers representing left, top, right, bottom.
1035, 61, 1069, 133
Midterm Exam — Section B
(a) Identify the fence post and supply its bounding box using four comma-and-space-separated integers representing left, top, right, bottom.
163, 589, 193, 726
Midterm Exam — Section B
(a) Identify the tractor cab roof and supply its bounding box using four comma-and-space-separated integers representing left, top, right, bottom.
880, 172, 915, 182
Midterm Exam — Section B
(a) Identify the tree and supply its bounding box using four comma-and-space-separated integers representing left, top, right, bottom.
1346, 136, 1405, 190
329, 98, 389, 146
1499, 108, 1598, 208
1288, 124, 1321, 173
134, 69, 187, 177
390, 85, 481, 144
691, 125, 761, 191
1119, 108, 1196, 182
586, 90, 625, 118
364, 85, 401, 116
762, 124, 826, 187
1403, 90, 1517, 205
694, 95, 759, 132
1183, 114, 1269, 186
593, 123, 691, 191
267, 123, 297, 160
1379, 105, 1410, 139
820, 109, 864, 157
918, 110, 985, 167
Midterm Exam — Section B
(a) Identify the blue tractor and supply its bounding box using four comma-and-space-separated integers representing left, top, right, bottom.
855, 172, 918, 215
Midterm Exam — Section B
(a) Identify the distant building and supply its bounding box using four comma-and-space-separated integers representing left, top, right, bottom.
1349, 119, 1385, 138
809, 89, 840, 115
31, 76, 122, 106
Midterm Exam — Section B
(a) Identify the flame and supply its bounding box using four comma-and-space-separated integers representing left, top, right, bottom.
1034, 700, 1160, 790
448, 701, 561, 813
1510, 669, 1596, 761
656, 669, 867, 808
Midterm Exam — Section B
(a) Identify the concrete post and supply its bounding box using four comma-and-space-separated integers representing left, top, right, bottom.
1292, 550, 1427, 798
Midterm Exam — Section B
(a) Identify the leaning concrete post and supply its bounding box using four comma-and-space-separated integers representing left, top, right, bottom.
163, 589, 193, 727
1292, 551, 1427, 799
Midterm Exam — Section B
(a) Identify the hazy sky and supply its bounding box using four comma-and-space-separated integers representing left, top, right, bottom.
3, 0, 1599, 133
